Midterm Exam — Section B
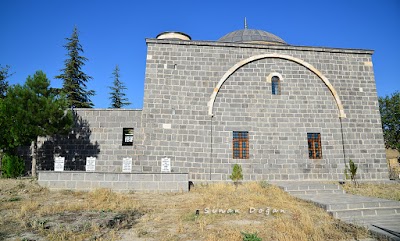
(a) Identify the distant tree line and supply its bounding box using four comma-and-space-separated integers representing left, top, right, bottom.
0, 26, 131, 177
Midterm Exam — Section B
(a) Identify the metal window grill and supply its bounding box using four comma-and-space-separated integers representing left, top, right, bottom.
122, 128, 134, 146
233, 131, 249, 159
307, 133, 322, 159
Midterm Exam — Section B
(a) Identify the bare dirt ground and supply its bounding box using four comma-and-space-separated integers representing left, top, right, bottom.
0, 178, 385, 241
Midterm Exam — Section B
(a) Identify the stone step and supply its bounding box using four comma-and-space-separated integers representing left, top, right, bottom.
288, 189, 346, 195
329, 207, 400, 219
339, 215, 400, 228
272, 182, 400, 241
339, 215, 400, 240
277, 182, 342, 192
325, 200, 400, 211
294, 194, 400, 211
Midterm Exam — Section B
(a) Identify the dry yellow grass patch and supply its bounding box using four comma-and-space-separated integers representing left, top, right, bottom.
0, 179, 141, 240
1, 179, 372, 241
132, 181, 370, 240
343, 182, 400, 201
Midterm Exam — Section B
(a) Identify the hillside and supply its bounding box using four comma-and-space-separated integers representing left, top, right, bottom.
0, 179, 376, 240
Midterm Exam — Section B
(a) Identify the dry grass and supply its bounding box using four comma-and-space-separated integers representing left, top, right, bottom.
0, 179, 372, 241
131, 181, 370, 241
0, 178, 141, 240
386, 148, 399, 159
342, 182, 400, 201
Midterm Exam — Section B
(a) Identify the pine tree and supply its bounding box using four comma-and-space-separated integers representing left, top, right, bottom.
109, 65, 131, 108
56, 26, 94, 108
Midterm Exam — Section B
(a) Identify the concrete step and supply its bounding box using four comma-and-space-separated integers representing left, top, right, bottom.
293, 193, 400, 218
272, 182, 400, 241
325, 200, 400, 211
289, 189, 345, 195
340, 215, 400, 241
274, 182, 346, 195
340, 215, 400, 227
276, 182, 343, 192
329, 207, 400, 219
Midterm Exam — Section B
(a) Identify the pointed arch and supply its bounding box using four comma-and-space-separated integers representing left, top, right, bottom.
207, 53, 346, 118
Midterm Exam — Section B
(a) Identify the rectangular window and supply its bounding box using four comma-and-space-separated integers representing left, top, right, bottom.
122, 128, 134, 146
307, 133, 322, 159
233, 131, 249, 159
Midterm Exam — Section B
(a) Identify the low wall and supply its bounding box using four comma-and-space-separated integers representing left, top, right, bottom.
38, 171, 188, 192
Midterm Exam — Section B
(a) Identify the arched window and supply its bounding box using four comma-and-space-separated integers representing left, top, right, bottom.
271, 76, 280, 95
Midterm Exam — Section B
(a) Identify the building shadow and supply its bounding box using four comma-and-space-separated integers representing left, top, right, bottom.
37, 111, 100, 171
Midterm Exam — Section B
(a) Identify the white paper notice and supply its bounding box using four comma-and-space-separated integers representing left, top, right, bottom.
86, 156, 96, 172
122, 157, 132, 173
161, 157, 171, 172
54, 156, 65, 172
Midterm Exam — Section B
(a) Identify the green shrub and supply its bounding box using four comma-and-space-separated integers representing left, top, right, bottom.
1, 154, 25, 178
229, 164, 243, 186
241, 231, 262, 241
344, 159, 358, 187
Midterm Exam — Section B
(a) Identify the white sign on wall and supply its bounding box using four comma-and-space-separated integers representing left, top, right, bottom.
54, 156, 65, 172
86, 156, 96, 172
161, 157, 171, 173
162, 123, 171, 129
122, 157, 132, 173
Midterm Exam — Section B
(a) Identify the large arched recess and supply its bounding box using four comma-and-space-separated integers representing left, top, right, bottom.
207, 53, 346, 118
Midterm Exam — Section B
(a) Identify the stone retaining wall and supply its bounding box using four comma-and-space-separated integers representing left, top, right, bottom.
37, 171, 188, 192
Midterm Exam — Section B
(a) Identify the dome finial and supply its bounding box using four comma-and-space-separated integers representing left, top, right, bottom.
244, 17, 248, 29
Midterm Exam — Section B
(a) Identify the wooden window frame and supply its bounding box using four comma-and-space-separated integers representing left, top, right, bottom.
307, 133, 322, 159
233, 131, 249, 159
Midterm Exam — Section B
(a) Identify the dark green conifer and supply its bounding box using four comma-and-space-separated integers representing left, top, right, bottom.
56, 26, 94, 108
109, 65, 131, 108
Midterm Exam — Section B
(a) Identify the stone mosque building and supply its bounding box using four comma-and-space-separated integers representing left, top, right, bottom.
37, 24, 389, 190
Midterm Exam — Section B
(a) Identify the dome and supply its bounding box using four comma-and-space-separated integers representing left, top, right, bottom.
218, 29, 287, 45
156, 31, 191, 41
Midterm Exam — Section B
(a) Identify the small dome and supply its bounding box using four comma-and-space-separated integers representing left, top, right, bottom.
156, 31, 191, 41
218, 29, 286, 45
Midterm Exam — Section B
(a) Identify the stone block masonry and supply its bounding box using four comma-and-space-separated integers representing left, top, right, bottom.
35, 109, 143, 172
140, 39, 388, 181
38, 171, 189, 192
31, 36, 389, 183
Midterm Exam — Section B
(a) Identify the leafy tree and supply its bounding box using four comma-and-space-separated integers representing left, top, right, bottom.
0, 64, 12, 98
109, 65, 131, 108
1, 154, 24, 178
56, 26, 94, 108
0, 71, 73, 177
379, 91, 400, 152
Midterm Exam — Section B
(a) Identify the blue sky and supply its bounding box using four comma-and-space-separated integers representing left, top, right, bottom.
1, 0, 399, 109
